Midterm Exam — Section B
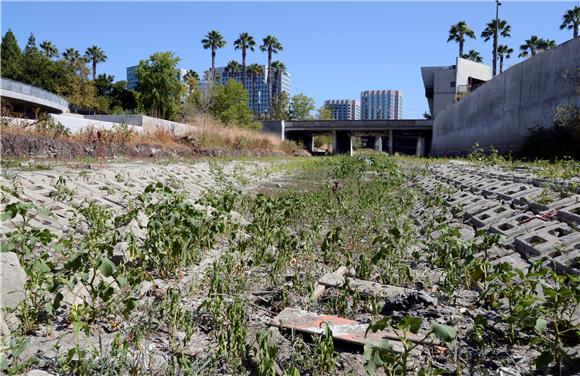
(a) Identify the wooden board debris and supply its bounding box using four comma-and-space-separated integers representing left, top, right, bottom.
271, 308, 436, 347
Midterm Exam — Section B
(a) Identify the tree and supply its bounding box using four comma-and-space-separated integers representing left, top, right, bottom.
233, 32, 255, 85
201, 30, 226, 80
225, 60, 242, 73
462, 49, 483, 63
209, 79, 253, 126
497, 44, 513, 73
447, 21, 476, 58
24, 33, 37, 54
184, 69, 200, 83
1, 29, 22, 79
40, 41, 59, 59
260, 35, 283, 115
94, 74, 114, 97
271, 91, 289, 120
289, 93, 315, 120
519, 36, 555, 58
560, 6, 580, 39
135, 51, 183, 120
84, 45, 107, 80
247, 63, 263, 116
270, 60, 286, 101
481, 19, 511, 76
62, 48, 82, 64
317, 105, 332, 120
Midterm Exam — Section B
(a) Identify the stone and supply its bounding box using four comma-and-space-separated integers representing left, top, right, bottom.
0, 252, 27, 309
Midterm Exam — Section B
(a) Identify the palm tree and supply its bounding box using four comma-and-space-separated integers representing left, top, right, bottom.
497, 45, 513, 73
539, 39, 557, 51
462, 50, 483, 63
40, 41, 59, 59
201, 30, 226, 81
247, 63, 263, 116
481, 19, 511, 76
62, 48, 82, 64
225, 60, 242, 73
519, 36, 555, 58
447, 21, 476, 58
233, 32, 255, 86
560, 6, 580, 39
260, 35, 283, 115
270, 61, 286, 112
184, 69, 200, 83
84, 45, 107, 80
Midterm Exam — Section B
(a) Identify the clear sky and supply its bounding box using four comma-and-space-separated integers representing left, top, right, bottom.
1, 1, 577, 118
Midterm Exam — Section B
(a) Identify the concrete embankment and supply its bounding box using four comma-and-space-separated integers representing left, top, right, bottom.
432, 37, 579, 155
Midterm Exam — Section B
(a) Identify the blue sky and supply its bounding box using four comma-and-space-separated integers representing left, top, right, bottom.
1, 1, 577, 118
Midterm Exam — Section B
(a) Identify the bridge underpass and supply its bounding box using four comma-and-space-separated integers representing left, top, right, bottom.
1, 78, 69, 116
262, 120, 433, 156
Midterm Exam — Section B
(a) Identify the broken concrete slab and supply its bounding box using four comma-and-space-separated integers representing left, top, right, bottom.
0, 252, 27, 309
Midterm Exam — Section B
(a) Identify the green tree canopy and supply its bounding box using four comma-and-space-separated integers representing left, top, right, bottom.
1, 29, 22, 79
135, 51, 183, 120
317, 105, 332, 120
447, 21, 476, 57
209, 79, 253, 126
271, 91, 289, 120
289, 93, 315, 120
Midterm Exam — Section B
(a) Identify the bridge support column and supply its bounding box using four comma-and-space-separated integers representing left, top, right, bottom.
304, 135, 314, 153
332, 131, 352, 156
388, 130, 394, 155
372, 136, 382, 152
416, 136, 426, 157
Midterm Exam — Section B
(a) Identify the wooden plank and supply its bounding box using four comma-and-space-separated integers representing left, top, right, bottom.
271, 308, 436, 347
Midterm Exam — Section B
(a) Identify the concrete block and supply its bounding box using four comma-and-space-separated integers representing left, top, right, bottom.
489, 212, 547, 240
514, 222, 580, 258
470, 205, 517, 229
552, 244, 580, 275
558, 201, 580, 225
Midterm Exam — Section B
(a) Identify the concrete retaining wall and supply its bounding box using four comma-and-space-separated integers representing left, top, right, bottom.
84, 115, 194, 135
432, 37, 580, 155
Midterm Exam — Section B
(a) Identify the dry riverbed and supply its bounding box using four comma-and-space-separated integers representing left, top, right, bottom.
1, 155, 579, 375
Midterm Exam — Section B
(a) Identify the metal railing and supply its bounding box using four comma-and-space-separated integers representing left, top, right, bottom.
1, 77, 69, 108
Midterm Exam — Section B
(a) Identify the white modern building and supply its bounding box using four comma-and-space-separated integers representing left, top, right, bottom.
360, 90, 403, 120
421, 57, 491, 119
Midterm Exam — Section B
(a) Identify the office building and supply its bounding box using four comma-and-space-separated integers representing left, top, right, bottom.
200, 65, 291, 115
360, 90, 403, 120
323, 99, 360, 120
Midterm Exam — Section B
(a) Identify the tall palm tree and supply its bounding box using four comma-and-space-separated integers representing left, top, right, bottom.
270, 61, 285, 107
481, 19, 511, 76
233, 32, 255, 86
201, 30, 226, 81
225, 60, 242, 73
260, 35, 283, 115
462, 50, 483, 63
560, 6, 580, 39
247, 63, 263, 116
497, 45, 513, 73
62, 48, 82, 64
40, 41, 59, 59
519, 36, 554, 58
447, 21, 476, 58
84, 45, 107, 80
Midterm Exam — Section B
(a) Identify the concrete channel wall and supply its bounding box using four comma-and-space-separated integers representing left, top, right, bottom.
432, 37, 580, 155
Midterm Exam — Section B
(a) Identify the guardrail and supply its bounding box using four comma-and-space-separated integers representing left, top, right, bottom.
1, 77, 69, 108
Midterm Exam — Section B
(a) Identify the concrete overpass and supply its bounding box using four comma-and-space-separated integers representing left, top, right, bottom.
263, 119, 433, 156
1, 78, 69, 114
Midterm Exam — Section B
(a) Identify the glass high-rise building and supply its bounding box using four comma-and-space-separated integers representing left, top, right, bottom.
324, 99, 360, 120
201, 66, 291, 116
360, 90, 403, 120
